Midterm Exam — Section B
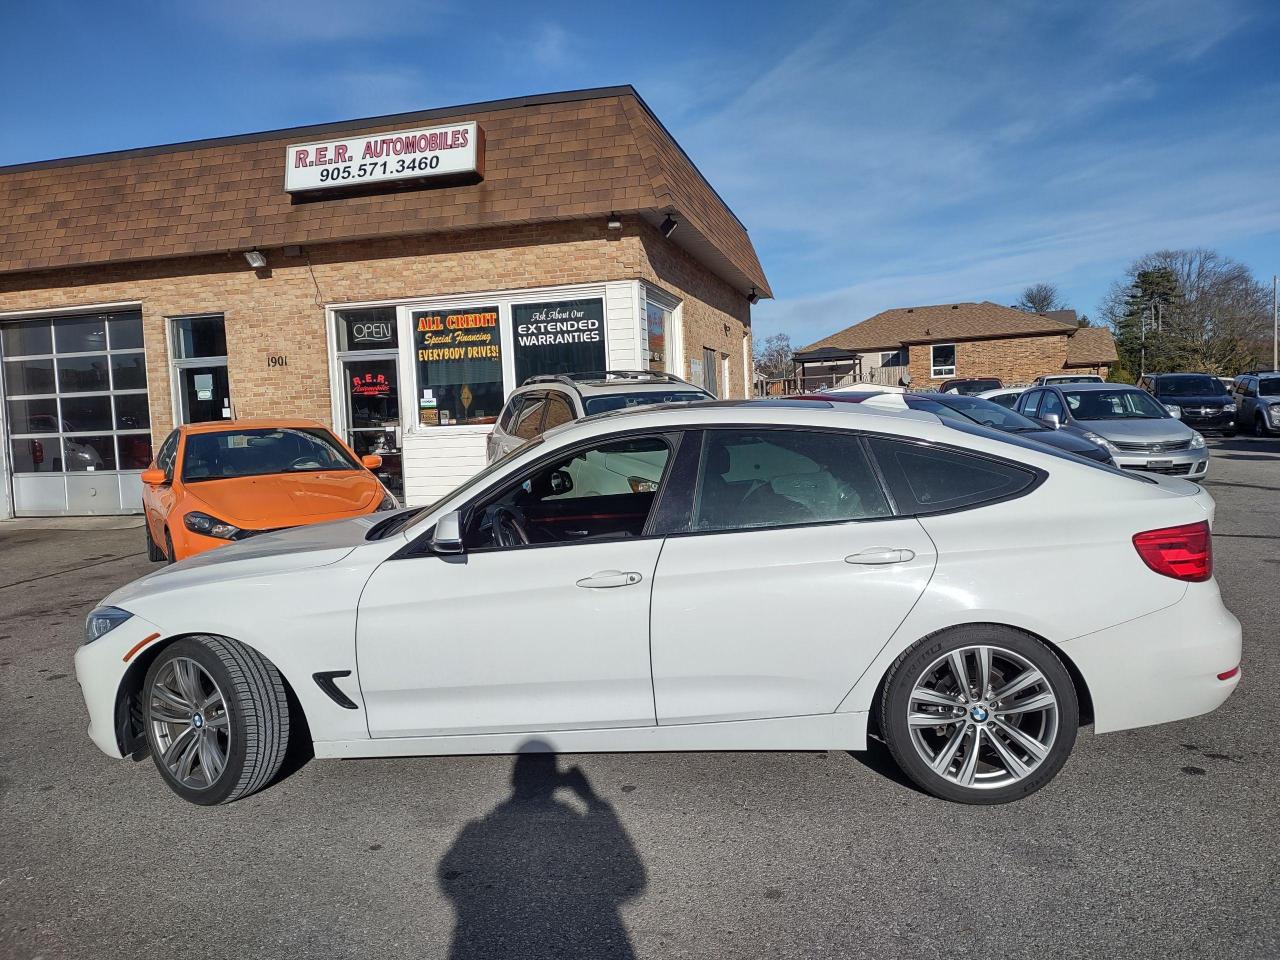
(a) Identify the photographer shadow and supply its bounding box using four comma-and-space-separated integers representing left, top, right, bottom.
438, 740, 646, 960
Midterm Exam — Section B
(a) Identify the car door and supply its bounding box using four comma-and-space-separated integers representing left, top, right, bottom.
648, 428, 937, 725
146, 430, 181, 545
355, 430, 680, 738
1017, 389, 1044, 419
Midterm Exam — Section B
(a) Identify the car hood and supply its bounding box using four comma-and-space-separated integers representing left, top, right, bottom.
185, 471, 380, 525
1074, 418, 1194, 444
103, 513, 385, 609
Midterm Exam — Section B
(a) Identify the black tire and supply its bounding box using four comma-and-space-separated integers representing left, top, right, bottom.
1256, 414, 1270, 438
143, 635, 291, 805
145, 523, 165, 562
880, 624, 1079, 805
164, 528, 177, 565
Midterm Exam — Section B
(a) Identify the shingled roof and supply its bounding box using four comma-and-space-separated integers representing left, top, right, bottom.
1064, 325, 1118, 367
0, 86, 770, 298
797, 301, 1079, 356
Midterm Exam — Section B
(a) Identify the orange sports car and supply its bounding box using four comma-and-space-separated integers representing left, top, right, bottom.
141, 419, 399, 562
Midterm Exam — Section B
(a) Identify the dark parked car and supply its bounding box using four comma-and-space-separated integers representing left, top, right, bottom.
805, 390, 1114, 464
1138, 373, 1236, 436
938, 377, 1002, 395
1231, 373, 1280, 436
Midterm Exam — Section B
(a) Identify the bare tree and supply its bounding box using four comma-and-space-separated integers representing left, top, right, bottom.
753, 332, 794, 380
1099, 249, 1271, 375
1016, 283, 1065, 313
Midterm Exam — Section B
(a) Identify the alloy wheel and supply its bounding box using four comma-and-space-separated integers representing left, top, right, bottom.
906, 644, 1059, 789
149, 656, 231, 789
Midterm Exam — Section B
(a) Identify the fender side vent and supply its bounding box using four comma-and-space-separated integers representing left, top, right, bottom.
313, 670, 359, 710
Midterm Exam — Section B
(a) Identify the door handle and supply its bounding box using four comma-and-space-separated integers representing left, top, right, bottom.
845, 547, 916, 565
576, 570, 644, 589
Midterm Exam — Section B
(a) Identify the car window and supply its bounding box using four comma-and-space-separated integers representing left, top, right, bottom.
1063, 388, 1167, 420
1260, 378, 1280, 397
1021, 390, 1043, 417
466, 436, 672, 548
1155, 375, 1227, 397
497, 395, 525, 433
182, 427, 359, 482
987, 392, 1018, 409
542, 391, 576, 431
156, 430, 179, 479
921, 395, 1044, 432
1039, 391, 1066, 420
582, 390, 709, 415
867, 437, 1039, 514
511, 392, 547, 440
692, 429, 891, 533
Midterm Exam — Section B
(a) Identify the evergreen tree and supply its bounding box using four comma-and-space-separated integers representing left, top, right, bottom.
1115, 267, 1180, 374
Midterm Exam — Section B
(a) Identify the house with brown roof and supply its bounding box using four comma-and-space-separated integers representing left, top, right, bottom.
794, 301, 1116, 390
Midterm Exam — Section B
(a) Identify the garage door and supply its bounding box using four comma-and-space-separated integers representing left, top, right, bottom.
1, 310, 153, 516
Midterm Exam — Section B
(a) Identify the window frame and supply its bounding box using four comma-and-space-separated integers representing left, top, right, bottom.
930, 343, 957, 379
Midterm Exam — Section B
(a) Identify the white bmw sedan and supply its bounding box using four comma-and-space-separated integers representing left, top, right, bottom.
75, 397, 1241, 806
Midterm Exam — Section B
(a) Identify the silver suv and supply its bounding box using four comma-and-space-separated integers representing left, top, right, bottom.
487, 370, 711, 462
1015, 381, 1209, 479
1231, 373, 1280, 436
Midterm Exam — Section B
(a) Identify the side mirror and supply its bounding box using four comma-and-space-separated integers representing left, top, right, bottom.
1039, 413, 1062, 430
140, 468, 168, 486
549, 469, 574, 496
429, 511, 465, 554
362, 454, 383, 470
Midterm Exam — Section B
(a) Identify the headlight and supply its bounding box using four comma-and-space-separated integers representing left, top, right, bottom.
1223, 402, 1236, 413
1190, 431, 1206, 449
377, 491, 400, 511
1081, 430, 1117, 452
184, 511, 241, 540
1270, 404, 1280, 423
1164, 404, 1181, 418
84, 606, 132, 645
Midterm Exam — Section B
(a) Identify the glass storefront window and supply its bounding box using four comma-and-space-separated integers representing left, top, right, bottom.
1, 319, 51, 356
111, 353, 148, 390
56, 355, 111, 392
63, 435, 117, 471
54, 315, 107, 353
172, 315, 227, 359
59, 394, 113, 433
336, 307, 398, 351
4, 357, 55, 394
412, 305, 503, 426
644, 297, 670, 372
512, 298, 606, 384
6, 397, 58, 433
107, 314, 145, 350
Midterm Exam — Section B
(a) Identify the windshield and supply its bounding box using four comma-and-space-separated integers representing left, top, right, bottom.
1043, 376, 1102, 384
916, 395, 1043, 432
937, 419, 1154, 482
1260, 378, 1280, 397
1064, 389, 1168, 420
943, 380, 1001, 395
1155, 375, 1226, 397
583, 390, 709, 415
182, 427, 360, 482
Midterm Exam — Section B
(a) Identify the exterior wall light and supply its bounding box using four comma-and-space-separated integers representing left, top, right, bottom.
660, 215, 678, 238
748, 286, 760, 305
243, 250, 267, 269
607, 213, 622, 231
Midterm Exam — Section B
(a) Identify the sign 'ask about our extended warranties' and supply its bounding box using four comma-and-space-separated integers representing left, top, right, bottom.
285, 121, 485, 193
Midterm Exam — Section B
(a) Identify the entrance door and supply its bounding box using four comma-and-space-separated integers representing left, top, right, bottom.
177, 365, 231, 423
342, 357, 402, 500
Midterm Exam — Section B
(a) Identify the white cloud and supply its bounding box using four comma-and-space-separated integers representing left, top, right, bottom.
640, 0, 1271, 342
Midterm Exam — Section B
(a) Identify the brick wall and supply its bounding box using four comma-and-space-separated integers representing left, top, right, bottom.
0, 216, 750, 446
907, 333, 1072, 387
635, 219, 752, 397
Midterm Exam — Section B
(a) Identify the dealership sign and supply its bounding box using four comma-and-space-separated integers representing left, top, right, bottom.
285, 121, 485, 193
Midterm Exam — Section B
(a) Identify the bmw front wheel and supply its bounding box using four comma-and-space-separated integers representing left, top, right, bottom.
881, 625, 1079, 804
143, 636, 291, 805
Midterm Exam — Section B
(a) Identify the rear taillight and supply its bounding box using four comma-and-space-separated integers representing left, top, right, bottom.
1132, 521, 1212, 582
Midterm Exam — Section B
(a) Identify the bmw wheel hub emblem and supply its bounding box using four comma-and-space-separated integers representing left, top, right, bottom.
970, 705, 989, 723
192, 713, 204, 728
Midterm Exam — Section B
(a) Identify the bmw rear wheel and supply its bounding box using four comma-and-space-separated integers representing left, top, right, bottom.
143, 636, 291, 805
881, 625, 1078, 804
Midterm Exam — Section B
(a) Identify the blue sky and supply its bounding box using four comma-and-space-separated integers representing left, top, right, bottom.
1, 0, 1277, 347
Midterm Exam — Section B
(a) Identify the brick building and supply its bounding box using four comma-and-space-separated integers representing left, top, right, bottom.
0, 87, 770, 516
794, 301, 1115, 391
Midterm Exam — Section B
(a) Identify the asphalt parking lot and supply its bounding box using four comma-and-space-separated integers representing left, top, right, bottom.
2, 437, 1277, 960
